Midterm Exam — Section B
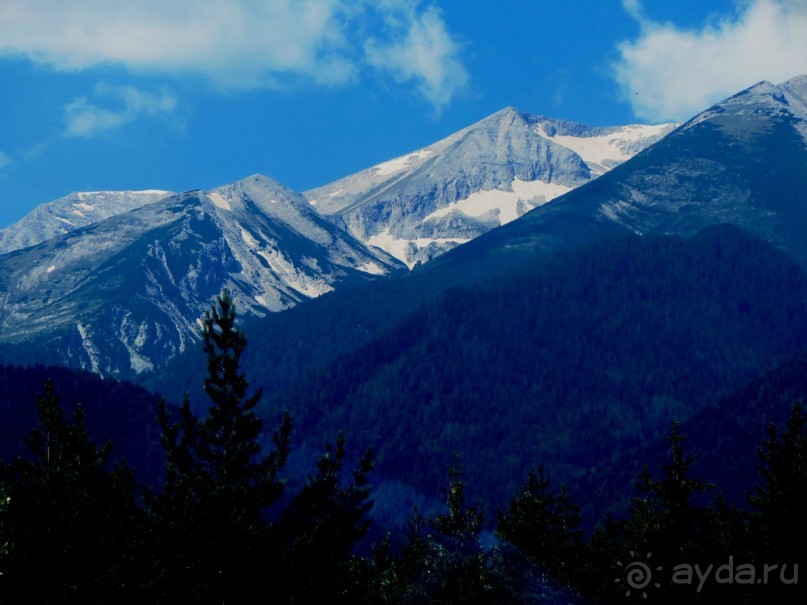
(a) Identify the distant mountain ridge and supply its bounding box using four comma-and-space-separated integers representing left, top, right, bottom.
431, 75, 807, 274
0, 190, 173, 254
306, 108, 675, 266
0, 175, 401, 378
0, 107, 675, 377
1, 76, 803, 382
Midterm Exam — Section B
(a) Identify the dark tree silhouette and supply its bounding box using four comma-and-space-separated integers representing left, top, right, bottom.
150, 289, 292, 602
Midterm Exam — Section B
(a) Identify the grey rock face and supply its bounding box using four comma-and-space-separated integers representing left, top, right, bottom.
306, 107, 676, 267
0, 190, 173, 254
0, 175, 402, 378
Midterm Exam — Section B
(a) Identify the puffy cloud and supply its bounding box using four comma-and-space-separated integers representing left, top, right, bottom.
614, 0, 807, 121
0, 0, 467, 108
63, 84, 177, 138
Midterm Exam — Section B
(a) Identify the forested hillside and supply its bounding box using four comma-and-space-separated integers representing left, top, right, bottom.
2, 289, 806, 603
267, 225, 807, 522
0, 364, 163, 483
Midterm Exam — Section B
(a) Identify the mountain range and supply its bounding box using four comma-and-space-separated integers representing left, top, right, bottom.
435, 75, 807, 273
148, 75, 807, 402
0, 108, 676, 377
1, 75, 807, 521
137, 74, 807, 521
0, 189, 173, 255
306, 110, 674, 267
0, 175, 401, 376
265, 224, 807, 525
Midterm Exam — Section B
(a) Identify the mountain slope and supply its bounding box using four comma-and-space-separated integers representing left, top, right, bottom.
0, 189, 173, 254
0, 363, 164, 485
0, 175, 402, 378
149, 76, 807, 407
431, 75, 807, 274
306, 108, 675, 266
575, 344, 807, 526
264, 225, 807, 523
146, 76, 807, 405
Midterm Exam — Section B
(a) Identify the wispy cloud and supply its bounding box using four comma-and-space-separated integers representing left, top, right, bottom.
63, 84, 178, 138
0, 0, 468, 109
0, 151, 12, 169
364, 2, 469, 110
614, 0, 807, 121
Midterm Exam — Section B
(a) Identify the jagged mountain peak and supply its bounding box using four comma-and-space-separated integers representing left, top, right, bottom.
780, 73, 807, 116
218, 173, 293, 196
306, 106, 675, 267
477, 105, 530, 126
784, 73, 807, 85
0, 173, 403, 379
210, 173, 311, 212
433, 73, 807, 279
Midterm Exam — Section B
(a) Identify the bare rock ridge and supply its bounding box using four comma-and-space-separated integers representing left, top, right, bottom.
0, 175, 401, 377
306, 107, 675, 267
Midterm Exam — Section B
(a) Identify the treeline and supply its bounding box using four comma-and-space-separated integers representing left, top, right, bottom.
1, 291, 806, 603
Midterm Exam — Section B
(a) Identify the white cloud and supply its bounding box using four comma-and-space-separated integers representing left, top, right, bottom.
0, 0, 468, 108
614, 0, 807, 121
64, 84, 177, 138
0, 151, 12, 169
364, 3, 469, 109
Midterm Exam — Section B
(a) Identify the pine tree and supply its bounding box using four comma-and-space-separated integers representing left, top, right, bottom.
392, 457, 518, 604
620, 422, 712, 561
151, 289, 292, 602
655, 420, 713, 550
277, 433, 375, 603
496, 464, 583, 586
589, 421, 715, 603
748, 403, 807, 567
1, 380, 144, 602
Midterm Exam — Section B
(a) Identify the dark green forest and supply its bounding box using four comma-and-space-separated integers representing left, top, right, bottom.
3, 225, 807, 602
265, 225, 807, 523
1, 286, 806, 603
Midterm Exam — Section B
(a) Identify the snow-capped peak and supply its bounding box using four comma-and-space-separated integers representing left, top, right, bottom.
0, 173, 403, 379
306, 107, 676, 267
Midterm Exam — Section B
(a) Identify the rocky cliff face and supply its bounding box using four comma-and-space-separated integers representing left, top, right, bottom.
0, 175, 402, 378
306, 107, 675, 267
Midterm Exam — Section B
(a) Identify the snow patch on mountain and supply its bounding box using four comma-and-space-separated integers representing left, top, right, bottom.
356, 260, 388, 275
76, 322, 102, 375
209, 192, 232, 211
118, 314, 154, 374
425, 178, 572, 226
307, 108, 676, 267
367, 229, 470, 268
535, 123, 675, 176
374, 149, 435, 176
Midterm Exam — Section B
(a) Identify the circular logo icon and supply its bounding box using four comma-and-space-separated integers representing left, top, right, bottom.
615, 551, 662, 598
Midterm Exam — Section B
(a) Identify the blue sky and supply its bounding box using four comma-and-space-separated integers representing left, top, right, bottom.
1, 0, 806, 228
